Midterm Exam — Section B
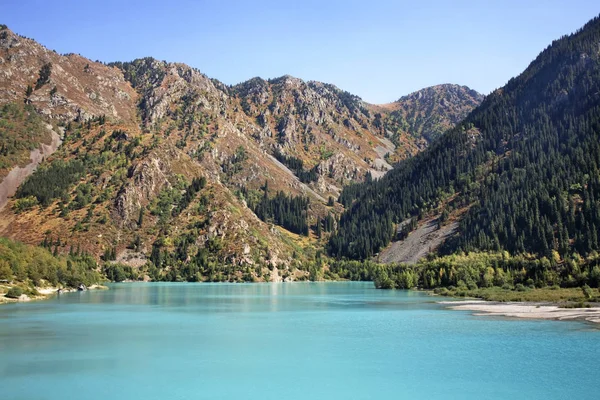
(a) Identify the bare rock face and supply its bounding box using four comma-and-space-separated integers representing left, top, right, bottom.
276, 115, 298, 147
0, 28, 138, 123
118, 58, 228, 126
316, 153, 363, 183
114, 153, 172, 226
387, 84, 485, 142
240, 77, 270, 105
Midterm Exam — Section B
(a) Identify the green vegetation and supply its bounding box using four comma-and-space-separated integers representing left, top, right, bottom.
147, 235, 262, 283
244, 182, 310, 236
35, 62, 52, 89
103, 263, 138, 282
222, 146, 248, 178
317, 83, 370, 119
108, 58, 166, 122
330, 16, 600, 263
173, 177, 207, 216
16, 159, 85, 206
5, 15, 600, 301
0, 237, 101, 289
273, 149, 318, 183
109, 58, 166, 90
435, 286, 599, 303
25, 84, 33, 99
0, 102, 47, 171
5, 287, 23, 298
150, 176, 206, 224
385, 85, 482, 144
319, 145, 334, 160
375, 252, 600, 290
327, 251, 600, 302
12, 196, 39, 213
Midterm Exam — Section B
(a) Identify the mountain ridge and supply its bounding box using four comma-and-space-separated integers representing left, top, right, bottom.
0, 23, 482, 281
331, 14, 600, 264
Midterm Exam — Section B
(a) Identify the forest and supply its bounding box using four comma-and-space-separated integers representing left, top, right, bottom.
15, 159, 86, 207
330, 16, 600, 264
327, 251, 600, 302
244, 182, 310, 236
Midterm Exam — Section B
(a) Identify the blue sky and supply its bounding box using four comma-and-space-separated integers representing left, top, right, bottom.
3, 0, 599, 103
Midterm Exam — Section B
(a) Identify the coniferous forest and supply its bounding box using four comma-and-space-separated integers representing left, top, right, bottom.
330, 16, 600, 262
246, 182, 310, 236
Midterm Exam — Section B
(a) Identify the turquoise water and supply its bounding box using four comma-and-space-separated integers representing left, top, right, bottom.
0, 282, 598, 400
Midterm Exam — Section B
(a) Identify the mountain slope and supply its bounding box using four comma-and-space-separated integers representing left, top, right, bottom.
0, 24, 481, 281
383, 84, 484, 145
331, 14, 600, 261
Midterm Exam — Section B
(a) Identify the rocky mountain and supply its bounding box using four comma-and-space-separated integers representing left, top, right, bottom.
384, 84, 484, 145
331, 15, 600, 263
0, 24, 481, 281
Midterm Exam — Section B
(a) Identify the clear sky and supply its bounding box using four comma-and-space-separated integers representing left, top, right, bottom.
3, 0, 599, 103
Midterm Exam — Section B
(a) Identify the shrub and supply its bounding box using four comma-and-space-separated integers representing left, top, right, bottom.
104, 263, 138, 282
6, 287, 23, 298
13, 196, 38, 213
374, 276, 395, 289
456, 280, 468, 290
582, 284, 593, 300
515, 283, 528, 292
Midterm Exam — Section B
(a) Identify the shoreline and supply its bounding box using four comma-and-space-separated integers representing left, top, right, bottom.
0, 284, 108, 304
4, 282, 600, 326
439, 300, 600, 325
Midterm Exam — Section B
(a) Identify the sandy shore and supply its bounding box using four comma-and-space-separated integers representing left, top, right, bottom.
440, 300, 600, 324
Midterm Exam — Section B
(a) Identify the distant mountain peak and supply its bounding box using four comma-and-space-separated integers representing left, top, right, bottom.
381, 84, 483, 143
395, 84, 483, 103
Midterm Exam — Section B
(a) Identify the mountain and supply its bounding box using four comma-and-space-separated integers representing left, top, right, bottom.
0, 24, 481, 281
384, 84, 484, 145
330, 15, 600, 263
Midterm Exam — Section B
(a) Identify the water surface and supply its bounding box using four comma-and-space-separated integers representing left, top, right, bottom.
1, 282, 598, 400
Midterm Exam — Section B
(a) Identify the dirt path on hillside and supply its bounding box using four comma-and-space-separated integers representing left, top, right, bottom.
377, 220, 458, 264
0, 126, 62, 211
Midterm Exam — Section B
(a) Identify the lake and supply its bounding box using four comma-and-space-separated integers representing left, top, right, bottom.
0, 282, 598, 400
